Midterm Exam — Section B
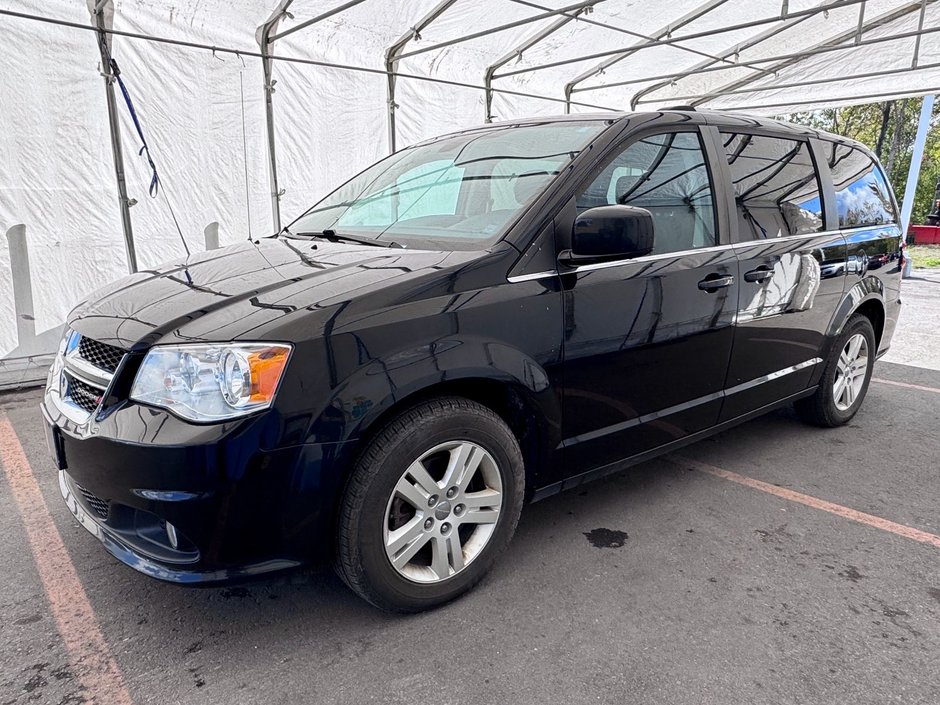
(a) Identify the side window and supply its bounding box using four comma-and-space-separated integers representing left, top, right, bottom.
720, 133, 823, 240
576, 131, 717, 255
828, 144, 897, 228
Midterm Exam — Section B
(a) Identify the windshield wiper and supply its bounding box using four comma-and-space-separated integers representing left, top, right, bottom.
296, 229, 403, 248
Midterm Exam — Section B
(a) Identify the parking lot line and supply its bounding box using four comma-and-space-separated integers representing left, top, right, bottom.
0, 414, 133, 705
673, 456, 940, 550
872, 377, 940, 394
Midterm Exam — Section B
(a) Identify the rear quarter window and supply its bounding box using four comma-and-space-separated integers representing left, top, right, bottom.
828, 144, 897, 228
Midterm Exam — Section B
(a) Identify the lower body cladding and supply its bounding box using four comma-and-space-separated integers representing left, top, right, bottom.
41, 399, 352, 584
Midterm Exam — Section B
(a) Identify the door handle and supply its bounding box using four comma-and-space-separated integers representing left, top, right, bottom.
697, 274, 734, 292
744, 267, 773, 283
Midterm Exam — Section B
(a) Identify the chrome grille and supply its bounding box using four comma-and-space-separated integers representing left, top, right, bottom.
78, 336, 125, 373
75, 482, 109, 520
66, 375, 103, 413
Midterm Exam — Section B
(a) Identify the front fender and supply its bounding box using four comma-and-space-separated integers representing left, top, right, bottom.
314, 336, 559, 445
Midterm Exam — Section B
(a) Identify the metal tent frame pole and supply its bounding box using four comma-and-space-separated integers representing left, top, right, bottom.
682, 1, 923, 108
494, 0, 871, 80
258, 0, 294, 234
485, 2, 601, 122
395, 0, 600, 62
565, 19, 940, 98
562, 0, 735, 113
901, 94, 936, 234
630, 6, 934, 108
635, 61, 940, 104
699, 85, 940, 112
510, 0, 771, 83
90, 0, 137, 273
385, 0, 458, 154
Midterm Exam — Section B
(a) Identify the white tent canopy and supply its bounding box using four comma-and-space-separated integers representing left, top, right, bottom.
1, 0, 938, 384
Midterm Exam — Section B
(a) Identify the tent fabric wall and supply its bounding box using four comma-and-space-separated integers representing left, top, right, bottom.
1, 0, 938, 382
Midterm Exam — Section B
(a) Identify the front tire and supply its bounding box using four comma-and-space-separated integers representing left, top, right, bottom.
335, 397, 525, 612
795, 314, 876, 427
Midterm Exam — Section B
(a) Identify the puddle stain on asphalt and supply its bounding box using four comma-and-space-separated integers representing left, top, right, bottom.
584, 528, 629, 548
838, 565, 866, 583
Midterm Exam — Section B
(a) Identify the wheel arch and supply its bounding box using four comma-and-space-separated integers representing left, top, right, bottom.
348, 375, 557, 499
828, 277, 887, 350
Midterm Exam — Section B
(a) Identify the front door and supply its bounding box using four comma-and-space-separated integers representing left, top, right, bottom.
559, 128, 738, 477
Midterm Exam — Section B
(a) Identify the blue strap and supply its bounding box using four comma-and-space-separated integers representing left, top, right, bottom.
109, 57, 160, 198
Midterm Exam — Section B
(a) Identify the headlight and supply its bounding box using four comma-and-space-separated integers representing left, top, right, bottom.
130, 343, 291, 422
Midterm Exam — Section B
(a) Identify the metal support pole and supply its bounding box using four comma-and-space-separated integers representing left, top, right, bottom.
901, 94, 935, 235
563, 0, 730, 112
385, 0, 458, 154
485, 2, 600, 122
258, 0, 294, 234
89, 0, 137, 273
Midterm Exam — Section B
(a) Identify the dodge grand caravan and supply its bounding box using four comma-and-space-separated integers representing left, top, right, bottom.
43, 110, 902, 611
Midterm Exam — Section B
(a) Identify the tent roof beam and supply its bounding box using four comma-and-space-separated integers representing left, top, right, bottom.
563, 0, 748, 106
484, 1, 602, 121
634, 60, 940, 105
266, 0, 369, 43
683, 1, 921, 107
566, 23, 939, 101
493, 0, 870, 80
713, 85, 940, 111
395, 0, 599, 61
509, 0, 771, 76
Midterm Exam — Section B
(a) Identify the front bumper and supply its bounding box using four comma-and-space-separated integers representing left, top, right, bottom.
42, 392, 351, 585
58, 470, 300, 583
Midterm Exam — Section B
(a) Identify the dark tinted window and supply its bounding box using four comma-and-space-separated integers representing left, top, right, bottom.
828, 144, 897, 228
577, 131, 717, 255
720, 133, 823, 240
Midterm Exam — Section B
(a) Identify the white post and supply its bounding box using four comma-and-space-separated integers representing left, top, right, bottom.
204, 222, 220, 250
900, 94, 935, 235
5, 225, 36, 348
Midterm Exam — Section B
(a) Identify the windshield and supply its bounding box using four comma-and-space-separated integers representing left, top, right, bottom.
288, 121, 608, 250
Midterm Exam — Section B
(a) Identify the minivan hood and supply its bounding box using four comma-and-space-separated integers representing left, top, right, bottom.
68, 238, 477, 349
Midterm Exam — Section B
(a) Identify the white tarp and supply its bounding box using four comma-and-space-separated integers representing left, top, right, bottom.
1, 0, 938, 379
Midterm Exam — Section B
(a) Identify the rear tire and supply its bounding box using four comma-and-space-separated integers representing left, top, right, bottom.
334, 397, 525, 612
795, 314, 876, 427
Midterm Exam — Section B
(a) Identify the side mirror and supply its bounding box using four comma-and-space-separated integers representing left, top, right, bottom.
560, 205, 655, 265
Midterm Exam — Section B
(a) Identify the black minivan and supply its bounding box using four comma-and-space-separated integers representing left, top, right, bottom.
43, 109, 902, 611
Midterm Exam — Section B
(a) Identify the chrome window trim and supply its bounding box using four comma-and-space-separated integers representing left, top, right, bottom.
506, 270, 558, 283
505, 223, 899, 283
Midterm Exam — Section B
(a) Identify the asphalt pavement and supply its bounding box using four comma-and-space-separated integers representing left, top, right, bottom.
2, 278, 939, 705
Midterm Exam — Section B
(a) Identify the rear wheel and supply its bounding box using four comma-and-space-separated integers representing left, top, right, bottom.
334, 397, 524, 612
795, 314, 876, 427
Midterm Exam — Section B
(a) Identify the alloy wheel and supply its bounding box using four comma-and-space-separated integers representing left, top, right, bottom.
833, 333, 869, 411
383, 441, 503, 584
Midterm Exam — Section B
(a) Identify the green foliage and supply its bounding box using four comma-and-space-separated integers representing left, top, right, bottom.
784, 98, 940, 226
906, 245, 940, 269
